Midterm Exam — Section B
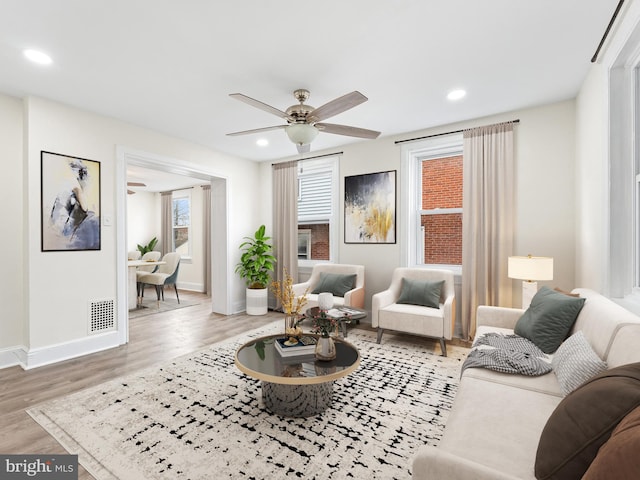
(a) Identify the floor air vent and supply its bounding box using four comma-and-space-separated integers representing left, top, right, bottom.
89, 298, 116, 334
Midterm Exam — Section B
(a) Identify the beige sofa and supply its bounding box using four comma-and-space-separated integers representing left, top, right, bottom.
413, 288, 640, 479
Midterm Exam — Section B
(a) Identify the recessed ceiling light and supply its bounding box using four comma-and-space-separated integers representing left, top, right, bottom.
447, 89, 466, 101
256, 138, 269, 147
23, 49, 53, 65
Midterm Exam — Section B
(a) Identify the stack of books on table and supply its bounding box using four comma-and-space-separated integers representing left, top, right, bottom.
275, 335, 318, 357
326, 307, 360, 318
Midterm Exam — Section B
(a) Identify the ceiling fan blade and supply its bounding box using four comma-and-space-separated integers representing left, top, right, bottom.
226, 125, 287, 136
306, 91, 368, 123
127, 189, 135, 195
127, 182, 146, 187
297, 143, 310, 154
315, 123, 381, 139
229, 93, 292, 121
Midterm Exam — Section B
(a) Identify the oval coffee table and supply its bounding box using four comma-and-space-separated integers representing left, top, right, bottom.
235, 334, 360, 417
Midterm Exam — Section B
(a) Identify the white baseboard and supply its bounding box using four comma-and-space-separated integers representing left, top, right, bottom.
17, 331, 121, 370
0, 346, 23, 369
176, 281, 205, 292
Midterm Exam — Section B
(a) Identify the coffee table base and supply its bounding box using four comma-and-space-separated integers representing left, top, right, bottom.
262, 381, 334, 417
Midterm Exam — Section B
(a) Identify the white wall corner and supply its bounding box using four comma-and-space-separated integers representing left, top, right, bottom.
20, 331, 120, 370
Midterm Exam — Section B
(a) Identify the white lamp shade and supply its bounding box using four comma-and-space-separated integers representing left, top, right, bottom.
508, 256, 554, 281
286, 123, 319, 145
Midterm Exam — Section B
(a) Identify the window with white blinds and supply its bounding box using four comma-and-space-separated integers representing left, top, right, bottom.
297, 156, 339, 263
298, 171, 332, 222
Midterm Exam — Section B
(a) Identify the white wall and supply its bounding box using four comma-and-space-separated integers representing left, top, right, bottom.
0, 94, 24, 356
575, 64, 608, 292
19, 95, 261, 364
262, 99, 578, 313
126, 191, 160, 254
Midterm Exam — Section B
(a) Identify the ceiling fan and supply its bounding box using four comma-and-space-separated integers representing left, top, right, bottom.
227, 89, 381, 153
127, 181, 146, 195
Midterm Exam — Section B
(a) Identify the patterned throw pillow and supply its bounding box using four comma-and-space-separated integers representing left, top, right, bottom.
552, 331, 607, 396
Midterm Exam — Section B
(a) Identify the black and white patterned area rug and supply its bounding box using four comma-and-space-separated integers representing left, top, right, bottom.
27, 322, 466, 480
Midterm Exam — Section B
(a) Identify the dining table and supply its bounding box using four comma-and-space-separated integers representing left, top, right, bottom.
127, 259, 166, 310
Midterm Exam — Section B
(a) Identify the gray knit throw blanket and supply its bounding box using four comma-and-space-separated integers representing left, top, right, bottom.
462, 333, 552, 376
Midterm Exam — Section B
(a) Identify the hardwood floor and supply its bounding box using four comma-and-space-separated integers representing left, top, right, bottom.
0, 291, 469, 479
0, 290, 278, 480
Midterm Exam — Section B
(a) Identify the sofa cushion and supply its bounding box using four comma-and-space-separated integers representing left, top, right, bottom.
396, 278, 443, 308
311, 273, 356, 297
552, 331, 607, 396
534, 362, 640, 480
514, 286, 586, 354
582, 405, 640, 479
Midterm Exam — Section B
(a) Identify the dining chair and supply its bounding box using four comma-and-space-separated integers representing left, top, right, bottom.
135, 251, 161, 297
137, 252, 181, 303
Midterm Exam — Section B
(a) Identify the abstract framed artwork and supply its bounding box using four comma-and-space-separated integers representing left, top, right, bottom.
344, 170, 396, 244
41, 151, 101, 251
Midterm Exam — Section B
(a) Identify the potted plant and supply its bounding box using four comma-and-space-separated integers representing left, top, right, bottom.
136, 237, 158, 256
235, 225, 276, 315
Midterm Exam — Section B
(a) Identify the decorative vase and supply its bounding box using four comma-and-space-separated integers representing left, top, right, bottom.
318, 292, 334, 311
315, 335, 336, 361
284, 314, 301, 338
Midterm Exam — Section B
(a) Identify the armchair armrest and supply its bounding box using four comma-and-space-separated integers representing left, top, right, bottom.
292, 281, 312, 298
371, 289, 397, 327
413, 446, 520, 480
443, 293, 455, 340
476, 305, 525, 330
343, 286, 365, 309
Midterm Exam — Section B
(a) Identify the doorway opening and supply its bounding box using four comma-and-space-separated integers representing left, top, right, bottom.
115, 147, 230, 345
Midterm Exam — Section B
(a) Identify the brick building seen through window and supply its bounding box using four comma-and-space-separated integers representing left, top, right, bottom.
298, 223, 330, 260
421, 155, 462, 265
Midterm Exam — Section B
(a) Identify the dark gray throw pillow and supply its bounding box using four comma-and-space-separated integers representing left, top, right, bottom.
311, 272, 356, 297
514, 286, 585, 354
396, 278, 444, 308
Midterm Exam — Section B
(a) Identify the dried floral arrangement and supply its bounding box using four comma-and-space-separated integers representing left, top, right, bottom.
270, 268, 308, 315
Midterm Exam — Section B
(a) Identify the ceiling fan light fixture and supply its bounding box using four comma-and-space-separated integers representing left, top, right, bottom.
286, 123, 318, 146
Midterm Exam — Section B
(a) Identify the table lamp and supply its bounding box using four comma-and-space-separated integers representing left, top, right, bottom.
508, 255, 554, 308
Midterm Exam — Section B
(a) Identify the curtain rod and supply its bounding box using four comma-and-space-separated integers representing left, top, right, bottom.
271, 151, 343, 166
394, 119, 520, 145
592, 0, 625, 63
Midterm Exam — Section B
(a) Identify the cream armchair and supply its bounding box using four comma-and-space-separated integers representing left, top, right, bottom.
372, 268, 455, 356
292, 264, 365, 309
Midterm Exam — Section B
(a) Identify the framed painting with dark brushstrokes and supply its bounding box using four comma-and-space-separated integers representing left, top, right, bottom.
344, 170, 396, 244
41, 151, 101, 251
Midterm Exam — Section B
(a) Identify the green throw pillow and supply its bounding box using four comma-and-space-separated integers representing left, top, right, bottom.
514, 286, 585, 354
396, 278, 444, 308
311, 272, 356, 297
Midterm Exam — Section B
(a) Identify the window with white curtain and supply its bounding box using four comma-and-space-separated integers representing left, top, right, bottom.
297, 156, 339, 265
401, 134, 463, 271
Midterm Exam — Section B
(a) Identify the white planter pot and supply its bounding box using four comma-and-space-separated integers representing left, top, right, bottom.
246, 287, 268, 315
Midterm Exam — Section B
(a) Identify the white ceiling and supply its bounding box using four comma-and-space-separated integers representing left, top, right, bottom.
0, 0, 620, 163
126, 165, 208, 193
